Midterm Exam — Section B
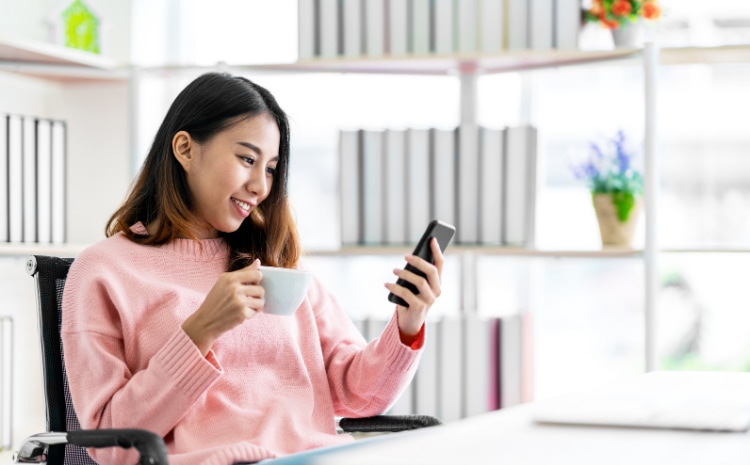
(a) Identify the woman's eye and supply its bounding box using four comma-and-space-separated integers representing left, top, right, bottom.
241, 156, 255, 165
266, 166, 277, 176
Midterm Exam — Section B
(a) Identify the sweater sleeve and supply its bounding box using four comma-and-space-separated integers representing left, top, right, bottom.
307, 277, 423, 418
61, 249, 223, 464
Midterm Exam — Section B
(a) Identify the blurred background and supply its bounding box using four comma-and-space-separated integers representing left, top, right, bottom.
2, 0, 750, 453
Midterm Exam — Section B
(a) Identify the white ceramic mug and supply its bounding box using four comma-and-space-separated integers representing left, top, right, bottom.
258, 266, 312, 316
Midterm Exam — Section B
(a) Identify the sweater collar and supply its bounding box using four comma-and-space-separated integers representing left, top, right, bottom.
131, 222, 228, 261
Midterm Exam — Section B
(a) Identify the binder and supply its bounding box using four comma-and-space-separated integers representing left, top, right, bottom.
456, 0, 479, 54
0, 116, 7, 242
360, 130, 384, 244
51, 121, 66, 244
479, 0, 505, 53
7, 115, 22, 243
387, 0, 409, 56
457, 123, 479, 244
530, 0, 554, 50
384, 129, 407, 245
429, 128, 457, 227
405, 128, 431, 243
364, 0, 386, 57
410, 0, 431, 54
413, 318, 439, 417
507, 0, 529, 50
298, 0, 316, 59
339, 130, 361, 246
319, 0, 340, 57
342, 0, 363, 58
479, 126, 505, 245
503, 125, 537, 246
22, 118, 37, 243
432, 0, 454, 54
499, 314, 522, 408
555, 0, 581, 49
437, 315, 463, 421
36, 119, 52, 244
463, 315, 500, 417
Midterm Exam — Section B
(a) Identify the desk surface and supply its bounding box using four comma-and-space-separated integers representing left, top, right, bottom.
272, 372, 750, 465
303, 404, 750, 465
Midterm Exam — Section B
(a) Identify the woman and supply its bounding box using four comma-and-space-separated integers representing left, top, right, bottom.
61, 72, 445, 465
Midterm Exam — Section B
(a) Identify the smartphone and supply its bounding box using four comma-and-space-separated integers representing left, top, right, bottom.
387, 219, 456, 307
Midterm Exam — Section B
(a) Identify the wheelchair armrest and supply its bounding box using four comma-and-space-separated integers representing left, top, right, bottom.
14, 429, 169, 465
338, 414, 442, 433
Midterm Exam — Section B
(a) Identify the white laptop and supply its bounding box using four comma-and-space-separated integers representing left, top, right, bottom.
532, 371, 750, 432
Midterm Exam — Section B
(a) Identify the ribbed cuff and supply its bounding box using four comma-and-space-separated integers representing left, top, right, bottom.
154, 328, 223, 401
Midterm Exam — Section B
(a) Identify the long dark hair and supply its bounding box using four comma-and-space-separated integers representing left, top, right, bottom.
106, 72, 300, 270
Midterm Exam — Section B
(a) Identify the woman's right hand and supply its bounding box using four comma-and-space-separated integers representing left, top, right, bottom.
182, 259, 264, 356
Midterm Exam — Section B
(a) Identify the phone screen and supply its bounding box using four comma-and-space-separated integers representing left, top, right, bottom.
387, 220, 456, 307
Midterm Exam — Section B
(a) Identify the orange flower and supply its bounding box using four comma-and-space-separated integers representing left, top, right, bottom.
590, 0, 604, 15
599, 13, 620, 30
642, 1, 661, 20
612, 0, 632, 17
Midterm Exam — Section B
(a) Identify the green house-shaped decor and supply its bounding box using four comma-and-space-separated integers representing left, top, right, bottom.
60, 0, 101, 54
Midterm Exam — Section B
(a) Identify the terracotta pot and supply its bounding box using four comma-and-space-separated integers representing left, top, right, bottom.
592, 193, 642, 248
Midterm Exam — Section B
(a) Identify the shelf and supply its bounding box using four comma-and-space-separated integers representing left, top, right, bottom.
0, 243, 86, 258
137, 45, 750, 78
305, 246, 643, 258
0, 33, 127, 82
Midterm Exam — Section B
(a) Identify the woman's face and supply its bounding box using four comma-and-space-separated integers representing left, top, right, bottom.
174, 113, 280, 239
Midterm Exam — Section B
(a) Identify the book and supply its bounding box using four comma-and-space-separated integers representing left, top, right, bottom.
51, 121, 66, 244
298, 0, 316, 59
360, 129, 384, 245
479, 126, 505, 245
7, 115, 23, 243
410, 0, 431, 54
413, 318, 439, 417
342, 0, 363, 58
499, 314, 522, 408
457, 123, 479, 244
506, 0, 529, 50
0, 115, 7, 242
503, 125, 537, 247
405, 128, 431, 243
479, 0, 505, 53
429, 128, 457, 227
432, 0, 454, 54
456, 0, 479, 54
387, 0, 408, 56
530, 0, 554, 50
364, 0, 386, 57
339, 130, 361, 246
383, 129, 407, 245
554, 0, 581, 49
36, 119, 52, 244
521, 311, 534, 403
319, 0, 340, 57
463, 315, 500, 417
22, 117, 36, 243
437, 315, 463, 421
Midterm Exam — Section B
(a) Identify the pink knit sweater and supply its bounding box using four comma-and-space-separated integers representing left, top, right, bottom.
61, 230, 423, 465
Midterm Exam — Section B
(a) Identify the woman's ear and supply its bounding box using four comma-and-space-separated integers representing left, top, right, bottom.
172, 131, 194, 171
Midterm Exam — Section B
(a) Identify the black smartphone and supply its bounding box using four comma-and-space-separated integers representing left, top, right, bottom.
387, 219, 456, 307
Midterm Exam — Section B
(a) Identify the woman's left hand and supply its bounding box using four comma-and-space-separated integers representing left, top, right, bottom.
385, 237, 444, 338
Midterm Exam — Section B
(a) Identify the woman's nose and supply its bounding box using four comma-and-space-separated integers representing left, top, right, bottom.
246, 167, 268, 198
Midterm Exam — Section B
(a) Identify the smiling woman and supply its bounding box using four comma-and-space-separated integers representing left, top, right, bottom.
60, 71, 448, 465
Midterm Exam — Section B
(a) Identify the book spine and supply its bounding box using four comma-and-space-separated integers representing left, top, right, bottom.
384, 129, 407, 244
339, 130, 361, 246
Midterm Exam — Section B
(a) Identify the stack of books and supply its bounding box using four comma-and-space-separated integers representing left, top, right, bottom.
358, 312, 534, 421
339, 125, 537, 247
0, 114, 67, 244
298, 0, 582, 60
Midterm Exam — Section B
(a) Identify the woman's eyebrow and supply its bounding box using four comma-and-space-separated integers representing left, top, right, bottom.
236, 141, 279, 161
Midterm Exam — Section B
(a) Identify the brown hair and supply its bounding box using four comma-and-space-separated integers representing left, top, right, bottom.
106, 72, 300, 270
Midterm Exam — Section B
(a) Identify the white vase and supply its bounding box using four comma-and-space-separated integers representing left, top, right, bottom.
611, 21, 645, 48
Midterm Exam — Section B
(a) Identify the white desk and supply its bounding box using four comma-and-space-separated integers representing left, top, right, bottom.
271, 372, 750, 465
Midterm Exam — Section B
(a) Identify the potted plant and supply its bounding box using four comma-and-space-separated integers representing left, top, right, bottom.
572, 130, 643, 248
584, 0, 662, 47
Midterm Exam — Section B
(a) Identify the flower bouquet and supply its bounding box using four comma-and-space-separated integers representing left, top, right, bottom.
584, 0, 662, 30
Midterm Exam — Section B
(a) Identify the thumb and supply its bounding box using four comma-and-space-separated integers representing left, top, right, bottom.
250, 258, 261, 269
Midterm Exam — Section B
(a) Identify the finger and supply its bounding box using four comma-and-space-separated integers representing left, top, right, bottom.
402, 255, 441, 291
394, 268, 437, 305
384, 281, 420, 310
429, 238, 445, 277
